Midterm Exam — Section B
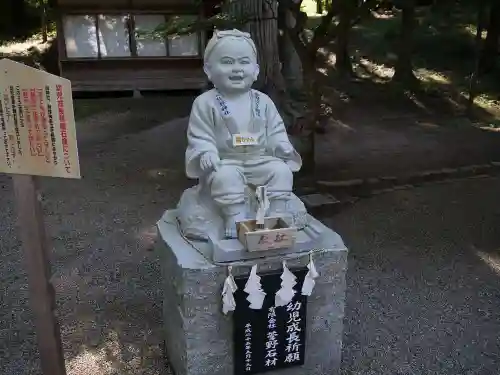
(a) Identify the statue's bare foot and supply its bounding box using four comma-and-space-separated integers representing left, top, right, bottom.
224, 212, 246, 239
222, 206, 246, 239
224, 220, 238, 239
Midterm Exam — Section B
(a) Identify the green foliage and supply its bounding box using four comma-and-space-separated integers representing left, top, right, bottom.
0, 0, 51, 41
138, 0, 255, 40
3, 0, 498, 126
24, 0, 49, 8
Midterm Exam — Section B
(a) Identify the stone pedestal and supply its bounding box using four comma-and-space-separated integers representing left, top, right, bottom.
157, 209, 348, 375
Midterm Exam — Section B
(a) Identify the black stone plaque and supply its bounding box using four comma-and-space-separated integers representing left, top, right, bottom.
233, 268, 308, 375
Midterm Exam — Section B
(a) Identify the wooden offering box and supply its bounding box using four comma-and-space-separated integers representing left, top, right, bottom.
237, 217, 297, 252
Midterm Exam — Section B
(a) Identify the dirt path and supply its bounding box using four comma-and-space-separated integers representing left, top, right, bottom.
329, 177, 500, 375
73, 96, 500, 183
0, 117, 190, 375
74, 96, 194, 147
316, 113, 500, 181
1, 113, 500, 374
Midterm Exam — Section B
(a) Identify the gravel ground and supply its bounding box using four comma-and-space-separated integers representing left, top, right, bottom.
1, 109, 192, 375
1, 106, 500, 374
316, 114, 500, 181
330, 177, 500, 375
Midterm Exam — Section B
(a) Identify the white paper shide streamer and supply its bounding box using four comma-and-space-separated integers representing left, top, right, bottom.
244, 265, 266, 309
275, 261, 297, 307
301, 253, 319, 296
255, 185, 269, 226
222, 266, 238, 315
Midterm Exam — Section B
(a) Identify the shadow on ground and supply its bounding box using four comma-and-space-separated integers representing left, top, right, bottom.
0, 118, 191, 375
1, 115, 500, 374
325, 178, 500, 374
314, 113, 500, 181
311, 3, 500, 133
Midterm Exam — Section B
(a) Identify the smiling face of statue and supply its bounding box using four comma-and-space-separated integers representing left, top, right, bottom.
204, 37, 259, 95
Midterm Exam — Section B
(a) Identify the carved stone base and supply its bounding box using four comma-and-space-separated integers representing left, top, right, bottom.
161, 208, 326, 263
156, 210, 348, 375
176, 184, 309, 242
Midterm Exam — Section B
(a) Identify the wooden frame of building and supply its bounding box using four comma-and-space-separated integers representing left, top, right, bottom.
54, 0, 218, 92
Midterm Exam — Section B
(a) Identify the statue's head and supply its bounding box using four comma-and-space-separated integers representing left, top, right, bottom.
203, 29, 260, 94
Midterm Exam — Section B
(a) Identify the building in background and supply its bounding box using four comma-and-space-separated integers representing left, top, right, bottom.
54, 0, 218, 92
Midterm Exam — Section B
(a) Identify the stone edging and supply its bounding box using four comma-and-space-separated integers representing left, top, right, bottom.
315, 162, 500, 200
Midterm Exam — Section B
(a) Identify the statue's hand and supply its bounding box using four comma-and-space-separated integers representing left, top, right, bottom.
276, 143, 294, 158
200, 152, 220, 172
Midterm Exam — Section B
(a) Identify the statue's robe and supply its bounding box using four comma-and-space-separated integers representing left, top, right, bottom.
185, 89, 302, 207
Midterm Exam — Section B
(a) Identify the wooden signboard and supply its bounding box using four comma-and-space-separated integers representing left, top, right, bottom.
0, 59, 80, 178
233, 269, 308, 375
0, 58, 81, 375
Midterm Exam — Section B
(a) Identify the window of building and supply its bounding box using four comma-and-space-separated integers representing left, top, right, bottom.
62, 13, 201, 59
135, 14, 167, 57
63, 15, 99, 58
166, 15, 199, 57
98, 14, 131, 57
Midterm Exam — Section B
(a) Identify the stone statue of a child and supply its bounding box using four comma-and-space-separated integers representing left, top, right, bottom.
181, 29, 303, 239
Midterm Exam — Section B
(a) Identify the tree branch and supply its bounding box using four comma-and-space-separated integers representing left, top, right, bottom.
308, 1, 341, 53
315, 0, 380, 50
279, 0, 309, 67
278, 0, 303, 14
349, 0, 381, 28
282, 24, 309, 66
263, 0, 279, 21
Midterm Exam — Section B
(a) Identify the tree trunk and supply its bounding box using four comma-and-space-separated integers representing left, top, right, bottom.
11, 0, 27, 37
301, 66, 320, 173
393, 0, 418, 85
286, 48, 320, 174
228, 0, 322, 173
41, 0, 48, 43
480, 1, 500, 73
227, 0, 310, 147
335, 0, 353, 76
468, 3, 487, 115
226, 0, 285, 102
280, 0, 303, 92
